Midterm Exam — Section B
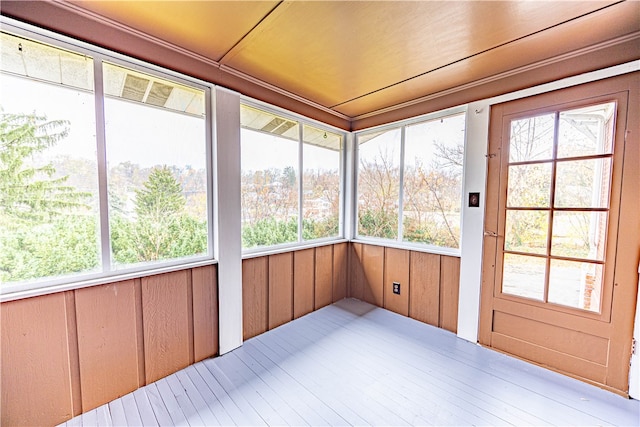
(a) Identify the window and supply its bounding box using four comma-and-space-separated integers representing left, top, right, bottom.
502, 103, 616, 312
103, 63, 209, 268
356, 110, 465, 250
0, 31, 212, 292
240, 103, 342, 250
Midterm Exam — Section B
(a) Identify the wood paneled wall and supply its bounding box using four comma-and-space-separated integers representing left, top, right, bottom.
350, 243, 460, 333
1, 265, 218, 427
3, 242, 458, 425
242, 242, 348, 340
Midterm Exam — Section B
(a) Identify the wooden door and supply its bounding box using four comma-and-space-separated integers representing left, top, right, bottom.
479, 73, 639, 394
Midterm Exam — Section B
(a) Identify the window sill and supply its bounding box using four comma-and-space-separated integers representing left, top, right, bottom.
351, 237, 461, 257
242, 238, 349, 260
0, 258, 218, 303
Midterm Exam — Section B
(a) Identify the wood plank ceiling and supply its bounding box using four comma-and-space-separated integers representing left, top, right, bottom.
11, 1, 640, 127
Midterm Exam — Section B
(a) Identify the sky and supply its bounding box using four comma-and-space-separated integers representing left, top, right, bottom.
2, 73, 339, 173
2, 74, 206, 169
358, 114, 465, 170
241, 128, 340, 173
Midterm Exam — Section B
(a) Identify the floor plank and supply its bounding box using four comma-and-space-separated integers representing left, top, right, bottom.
155, 378, 189, 426
80, 408, 98, 427
173, 369, 221, 426
121, 392, 143, 426
165, 374, 207, 426
95, 404, 112, 427
107, 398, 127, 426
144, 383, 174, 425
132, 388, 159, 426
61, 299, 640, 426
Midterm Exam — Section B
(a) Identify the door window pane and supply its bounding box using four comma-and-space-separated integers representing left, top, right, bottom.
551, 211, 607, 261
502, 254, 545, 301
103, 63, 208, 268
557, 103, 615, 158
302, 125, 341, 240
507, 163, 552, 207
1, 33, 100, 284
403, 113, 464, 248
509, 114, 555, 162
554, 158, 611, 208
357, 128, 401, 239
240, 105, 299, 249
504, 210, 548, 255
548, 259, 602, 312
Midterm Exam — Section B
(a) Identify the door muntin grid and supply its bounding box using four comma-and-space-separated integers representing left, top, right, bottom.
501, 102, 616, 313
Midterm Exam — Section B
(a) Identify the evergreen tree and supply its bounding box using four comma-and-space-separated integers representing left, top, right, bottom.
0, 112, 90, 224
134, 165, 185, 220
130, 166, 206, 262
0, 112, 97, 283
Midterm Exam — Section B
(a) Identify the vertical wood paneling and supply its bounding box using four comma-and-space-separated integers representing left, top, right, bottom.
362, 244, 384, 307
332, 242, 348, 302
1, 293, 74, 426
293, 248, 315, 319
65, 290, 82, 416
242, 257, 269, 340
134, 278, 146, 387
440, 256, 461, 333
409, 252, 441, 327
349, 242, 365, 300
187, 270, 195, 365
75, 281, 140, 412
142, 270, 191, 383
383, 248, 410, 316
315, 245, 333, 309
269, 252, 293, 329
192, 265, 219, 362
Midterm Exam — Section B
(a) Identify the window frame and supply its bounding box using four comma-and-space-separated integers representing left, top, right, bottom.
0, 19, 216, 301
354, 105, 468, 256
240, 97, 347, 256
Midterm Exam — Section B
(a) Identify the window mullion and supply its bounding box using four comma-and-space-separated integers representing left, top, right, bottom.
298, 122, 304, 242
397, 126, 406, 241
93, 57, 112, 272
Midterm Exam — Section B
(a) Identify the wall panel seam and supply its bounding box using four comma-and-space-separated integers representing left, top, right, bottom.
134, 278, 146, 387
187, 269, 195, 365
65, 290, 83, 416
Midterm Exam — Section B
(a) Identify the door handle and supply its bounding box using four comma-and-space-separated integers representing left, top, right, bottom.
484, 231, 500, 237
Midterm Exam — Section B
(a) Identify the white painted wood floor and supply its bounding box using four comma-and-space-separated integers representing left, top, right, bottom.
61, 299, 640, 426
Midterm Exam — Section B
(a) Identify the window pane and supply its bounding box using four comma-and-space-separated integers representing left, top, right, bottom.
509, 114, 555, 162
241, 105, 299, 249
551, 211, 607, 261
357, 128, 401, 239
1, 33, 100, 284
548, 259, 602, 312
504, 210, 548, 255
103, 63, 208, 268
402, 113, 464, 248
557, 103, 615, 158
507, 163, 552, 207
555, 158, 611, 208
502, 254, 545, 301
302, 125, 341, 240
